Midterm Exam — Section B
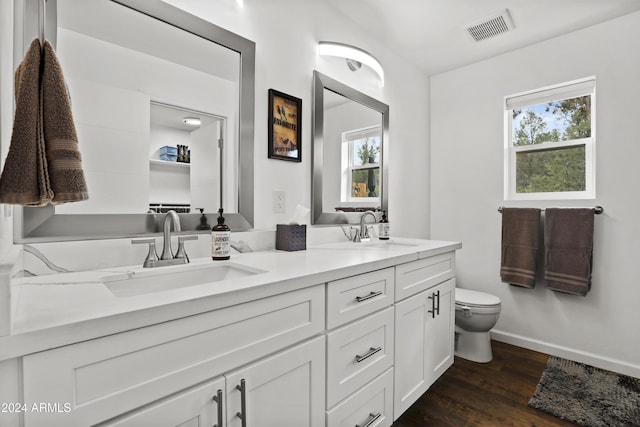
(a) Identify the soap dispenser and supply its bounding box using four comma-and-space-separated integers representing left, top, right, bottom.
379, 210, 390, 240
211, 208, 230, 260
196, 208, 210, 230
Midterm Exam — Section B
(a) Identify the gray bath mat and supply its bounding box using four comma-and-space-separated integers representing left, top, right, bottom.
528, 356, 640, 427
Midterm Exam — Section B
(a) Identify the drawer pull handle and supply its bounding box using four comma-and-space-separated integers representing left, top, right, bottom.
355, 346, 382, 363
356, 291, 383, 302
236, 379, 247, 427
212, 389, 223, 427
356, 412, 382, 427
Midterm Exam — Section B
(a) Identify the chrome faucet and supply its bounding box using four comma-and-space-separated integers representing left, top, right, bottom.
355, 211, 377, 242
132, 210, 197, 268
161, 210, 181, 260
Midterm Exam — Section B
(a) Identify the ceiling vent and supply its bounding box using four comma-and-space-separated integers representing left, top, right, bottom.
465, 9, 514, 42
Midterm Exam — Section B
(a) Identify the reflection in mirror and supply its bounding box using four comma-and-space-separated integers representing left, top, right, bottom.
312, 71, 389, 225
18, 0, 255, 242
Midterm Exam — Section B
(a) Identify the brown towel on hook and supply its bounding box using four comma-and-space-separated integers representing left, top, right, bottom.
41, 40, 88, 203
0, 39, 53, 205
544, 208, 594, 296
500, 208, 541, 288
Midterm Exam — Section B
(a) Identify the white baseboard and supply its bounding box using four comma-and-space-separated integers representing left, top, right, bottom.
491, 329, 640, 379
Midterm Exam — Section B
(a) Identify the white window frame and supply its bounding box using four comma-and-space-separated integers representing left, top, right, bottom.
504, 77, 596, 200
340, 125, 381, 204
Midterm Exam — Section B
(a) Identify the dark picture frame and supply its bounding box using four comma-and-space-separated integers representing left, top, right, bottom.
268, 89, 302, 162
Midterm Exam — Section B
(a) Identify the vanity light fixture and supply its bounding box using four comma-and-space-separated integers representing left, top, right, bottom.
182, 117, 201, 126
318, 41, 384, 87
236, 0, 244, 7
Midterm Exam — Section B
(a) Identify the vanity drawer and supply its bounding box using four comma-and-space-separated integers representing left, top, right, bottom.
326, 368, 394, 427
22, 285, 324, 427
395, 252, 455, 301
327, 267, 394, 329
326, 307, 394, 408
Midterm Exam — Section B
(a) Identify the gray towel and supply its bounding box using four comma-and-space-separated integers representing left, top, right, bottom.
500, 208, 541, 288
41, 40, 88, 203
0, 39, 53, 205
544, 208, 594, 296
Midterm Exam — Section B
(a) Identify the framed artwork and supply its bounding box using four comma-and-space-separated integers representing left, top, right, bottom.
268, 89, 302, 162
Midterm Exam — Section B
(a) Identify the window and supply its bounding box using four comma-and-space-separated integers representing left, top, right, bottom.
341, 126, 381, 203
504, 77, 595, 200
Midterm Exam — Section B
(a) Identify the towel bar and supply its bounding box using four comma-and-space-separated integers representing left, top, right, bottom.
498, 206, 603, 214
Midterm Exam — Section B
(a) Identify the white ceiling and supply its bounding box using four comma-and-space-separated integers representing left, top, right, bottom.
325, 0, 640, 76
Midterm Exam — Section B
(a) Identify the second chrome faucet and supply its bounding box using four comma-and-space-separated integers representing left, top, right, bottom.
132, 210, 197, 268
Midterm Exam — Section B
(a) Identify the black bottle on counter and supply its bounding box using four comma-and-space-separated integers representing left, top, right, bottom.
211, 209, 230, 260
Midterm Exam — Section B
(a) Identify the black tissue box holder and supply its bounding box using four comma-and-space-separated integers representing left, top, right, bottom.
276, 224, 306, 251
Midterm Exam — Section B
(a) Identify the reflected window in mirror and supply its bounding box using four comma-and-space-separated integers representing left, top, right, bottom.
343, 126, 381, 202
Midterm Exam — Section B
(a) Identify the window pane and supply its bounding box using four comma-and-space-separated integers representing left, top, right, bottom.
352, 137, 380, 167
351, 167, 379, 198
512, 95, 591, 146
516, 145, 585, 193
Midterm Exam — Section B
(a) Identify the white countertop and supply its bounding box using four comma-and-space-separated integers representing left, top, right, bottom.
0, 238, 460, 361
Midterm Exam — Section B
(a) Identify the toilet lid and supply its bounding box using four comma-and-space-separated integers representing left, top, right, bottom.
455, 288, 501, 307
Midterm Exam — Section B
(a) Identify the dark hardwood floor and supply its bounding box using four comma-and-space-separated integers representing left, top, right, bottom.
394, 340, 577, 427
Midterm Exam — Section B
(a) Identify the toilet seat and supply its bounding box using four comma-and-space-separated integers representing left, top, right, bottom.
455, 288, 501, 307
455, 288, 501, 314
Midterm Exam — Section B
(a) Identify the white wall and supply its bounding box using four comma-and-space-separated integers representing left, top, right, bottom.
431, 12, 640, 377
167, 0, 431, 236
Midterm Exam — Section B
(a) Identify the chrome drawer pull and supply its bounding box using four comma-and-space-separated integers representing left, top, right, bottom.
355, 346, 382, 363
356, 412, 382, 427
236, 379, 247, 427
212, 389, 223, 427
356, 291, 383, 302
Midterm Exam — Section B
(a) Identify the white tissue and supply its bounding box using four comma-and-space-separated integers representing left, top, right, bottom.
289, 204, 310, 225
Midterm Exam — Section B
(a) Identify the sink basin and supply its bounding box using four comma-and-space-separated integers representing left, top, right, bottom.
103, 262, 267, 297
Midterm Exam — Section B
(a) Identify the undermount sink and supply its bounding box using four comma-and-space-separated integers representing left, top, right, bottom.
103, 262, 267, 298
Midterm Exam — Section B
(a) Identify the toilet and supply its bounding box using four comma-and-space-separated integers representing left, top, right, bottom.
454, 288, 502, 363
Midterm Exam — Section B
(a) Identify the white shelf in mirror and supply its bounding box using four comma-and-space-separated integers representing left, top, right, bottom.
149, 159, 191, 169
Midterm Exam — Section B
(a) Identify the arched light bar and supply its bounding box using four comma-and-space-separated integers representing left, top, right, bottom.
318, 41, 385, 87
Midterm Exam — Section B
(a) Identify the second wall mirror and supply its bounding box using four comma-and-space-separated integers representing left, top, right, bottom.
312, 71, 389, 225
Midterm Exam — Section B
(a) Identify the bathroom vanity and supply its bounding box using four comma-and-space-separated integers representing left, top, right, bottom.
0, 238, 460, 426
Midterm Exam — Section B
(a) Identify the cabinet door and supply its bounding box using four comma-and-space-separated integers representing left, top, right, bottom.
225, 336, 325, 427
103, 376, 225, 427
394, 287, 429, 418
393, 278, 455, 419
425, 278, 455, 383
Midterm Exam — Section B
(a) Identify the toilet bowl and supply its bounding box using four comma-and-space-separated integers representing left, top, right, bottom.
454, 288, 501, 363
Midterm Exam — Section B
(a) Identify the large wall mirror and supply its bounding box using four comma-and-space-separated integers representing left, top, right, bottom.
17, 0, 255, 242
312, 71, 389, 224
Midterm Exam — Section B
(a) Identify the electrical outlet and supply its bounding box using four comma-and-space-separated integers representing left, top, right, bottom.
273, 190, 286, 213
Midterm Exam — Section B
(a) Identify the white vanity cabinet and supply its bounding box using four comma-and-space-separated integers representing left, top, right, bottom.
7, 243, 460, 427
21, 285, 325, 427
393, 254, 456, 419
